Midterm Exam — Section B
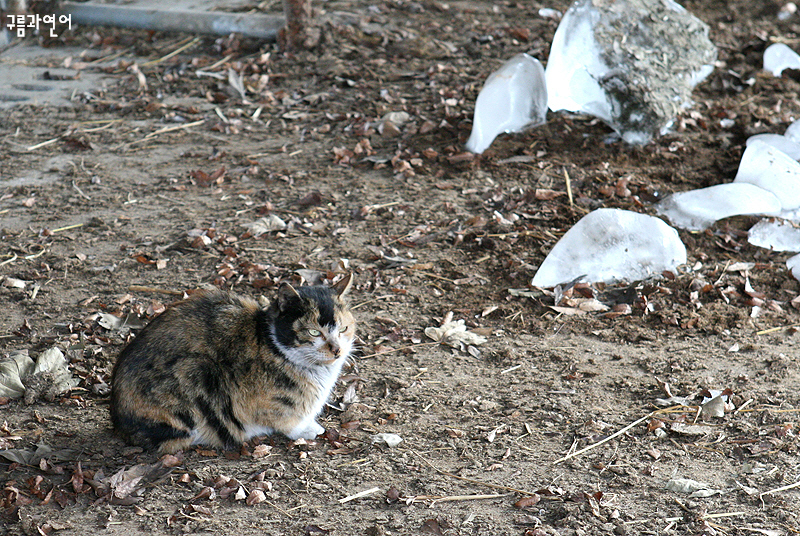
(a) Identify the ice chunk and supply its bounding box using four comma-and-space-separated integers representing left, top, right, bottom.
746, 133, 800, 160
788, 253, 800, 281
785, 118, 800, 143
465, 53, 548, 154
656, 183, 781, 231
748, 219, 800, 252
531, 208, 686, 287
763, 43, 800, 77
545, 0, 716, 145
734, 139, 800, 211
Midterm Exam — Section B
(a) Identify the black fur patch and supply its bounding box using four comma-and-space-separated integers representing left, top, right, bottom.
275, 395, 296, 408
196, 396, 236, 448
113, 411, 190, 448
175, 410, 196, 430
263, 360, 298, 390
297, 286, 336, 327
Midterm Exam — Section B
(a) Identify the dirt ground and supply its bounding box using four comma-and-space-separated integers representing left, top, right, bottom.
2, 0, 800, 534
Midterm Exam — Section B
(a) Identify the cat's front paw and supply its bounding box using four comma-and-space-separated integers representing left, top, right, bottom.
288, 421, 325, 440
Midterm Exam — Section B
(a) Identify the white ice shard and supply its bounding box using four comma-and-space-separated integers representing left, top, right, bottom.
465, 53, 547, 154
748, 219, 800, 251
763, 43, 800, 77
746, 133, 800, 160
785, 118, 800, 143
544, 0, 716, 145
656, 183, 781, 231
531, 208, 686, 287
788, 253, 800, 281
734, 139, 800, 211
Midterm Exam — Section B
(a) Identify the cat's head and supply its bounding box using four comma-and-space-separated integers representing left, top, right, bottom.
270, 273, 356, 367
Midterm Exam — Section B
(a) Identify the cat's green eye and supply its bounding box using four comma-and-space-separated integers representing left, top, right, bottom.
339, 325, 348, 333
307, 328, 321, 337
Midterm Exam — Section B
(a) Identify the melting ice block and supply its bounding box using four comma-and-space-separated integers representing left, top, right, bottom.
656, 183, 781, 231
465, 53, 548, 154
788, 254, 800, 281
748, 219, 800, 251
785, 118, 800, 143
544, 0, 716, 145
734, 139, 800, 211
531, 208, 686, 287
763, 43, 800, 77
746, 133, 800, 160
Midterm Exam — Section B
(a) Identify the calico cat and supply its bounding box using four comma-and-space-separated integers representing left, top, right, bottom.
110, 274, 355, 453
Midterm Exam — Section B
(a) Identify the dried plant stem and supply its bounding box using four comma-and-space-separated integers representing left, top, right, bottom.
625, 511, 746, 525
203, 54, 235, 72
338, 487, 381, 504
351, 294, 396, 310
24, 248, 47, 260
756, 324, 800, 335
81, 120, 122, 133
413, 451, 539, 496
144, 119, 206, 140
359, 341, 438, 360
733, 398, 754, 414
0, 254, 17, 267
404, 268, 454, 283
418, 493, 507, 505
88, 47, 133, 64
73, 181, 91, 200
51, 223, 84, 233
760, 480, 800, 500
554, 411, 657, 464
128, 285, 184, 296
27, 138, 60, 151
142, 36, 201, 67
265, 500, 294, 518
563, 167, 573, 208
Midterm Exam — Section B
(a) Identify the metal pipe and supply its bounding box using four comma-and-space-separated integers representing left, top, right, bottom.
57, 1, 284, 40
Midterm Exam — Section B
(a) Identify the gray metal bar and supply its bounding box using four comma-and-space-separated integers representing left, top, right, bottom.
58, 1, 284, 40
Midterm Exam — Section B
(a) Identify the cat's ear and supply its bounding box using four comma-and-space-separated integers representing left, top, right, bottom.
332, 273, 353, 297
277, 282, 301, 311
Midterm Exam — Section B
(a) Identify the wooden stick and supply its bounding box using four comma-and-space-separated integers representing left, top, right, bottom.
338, 487, 381, 504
